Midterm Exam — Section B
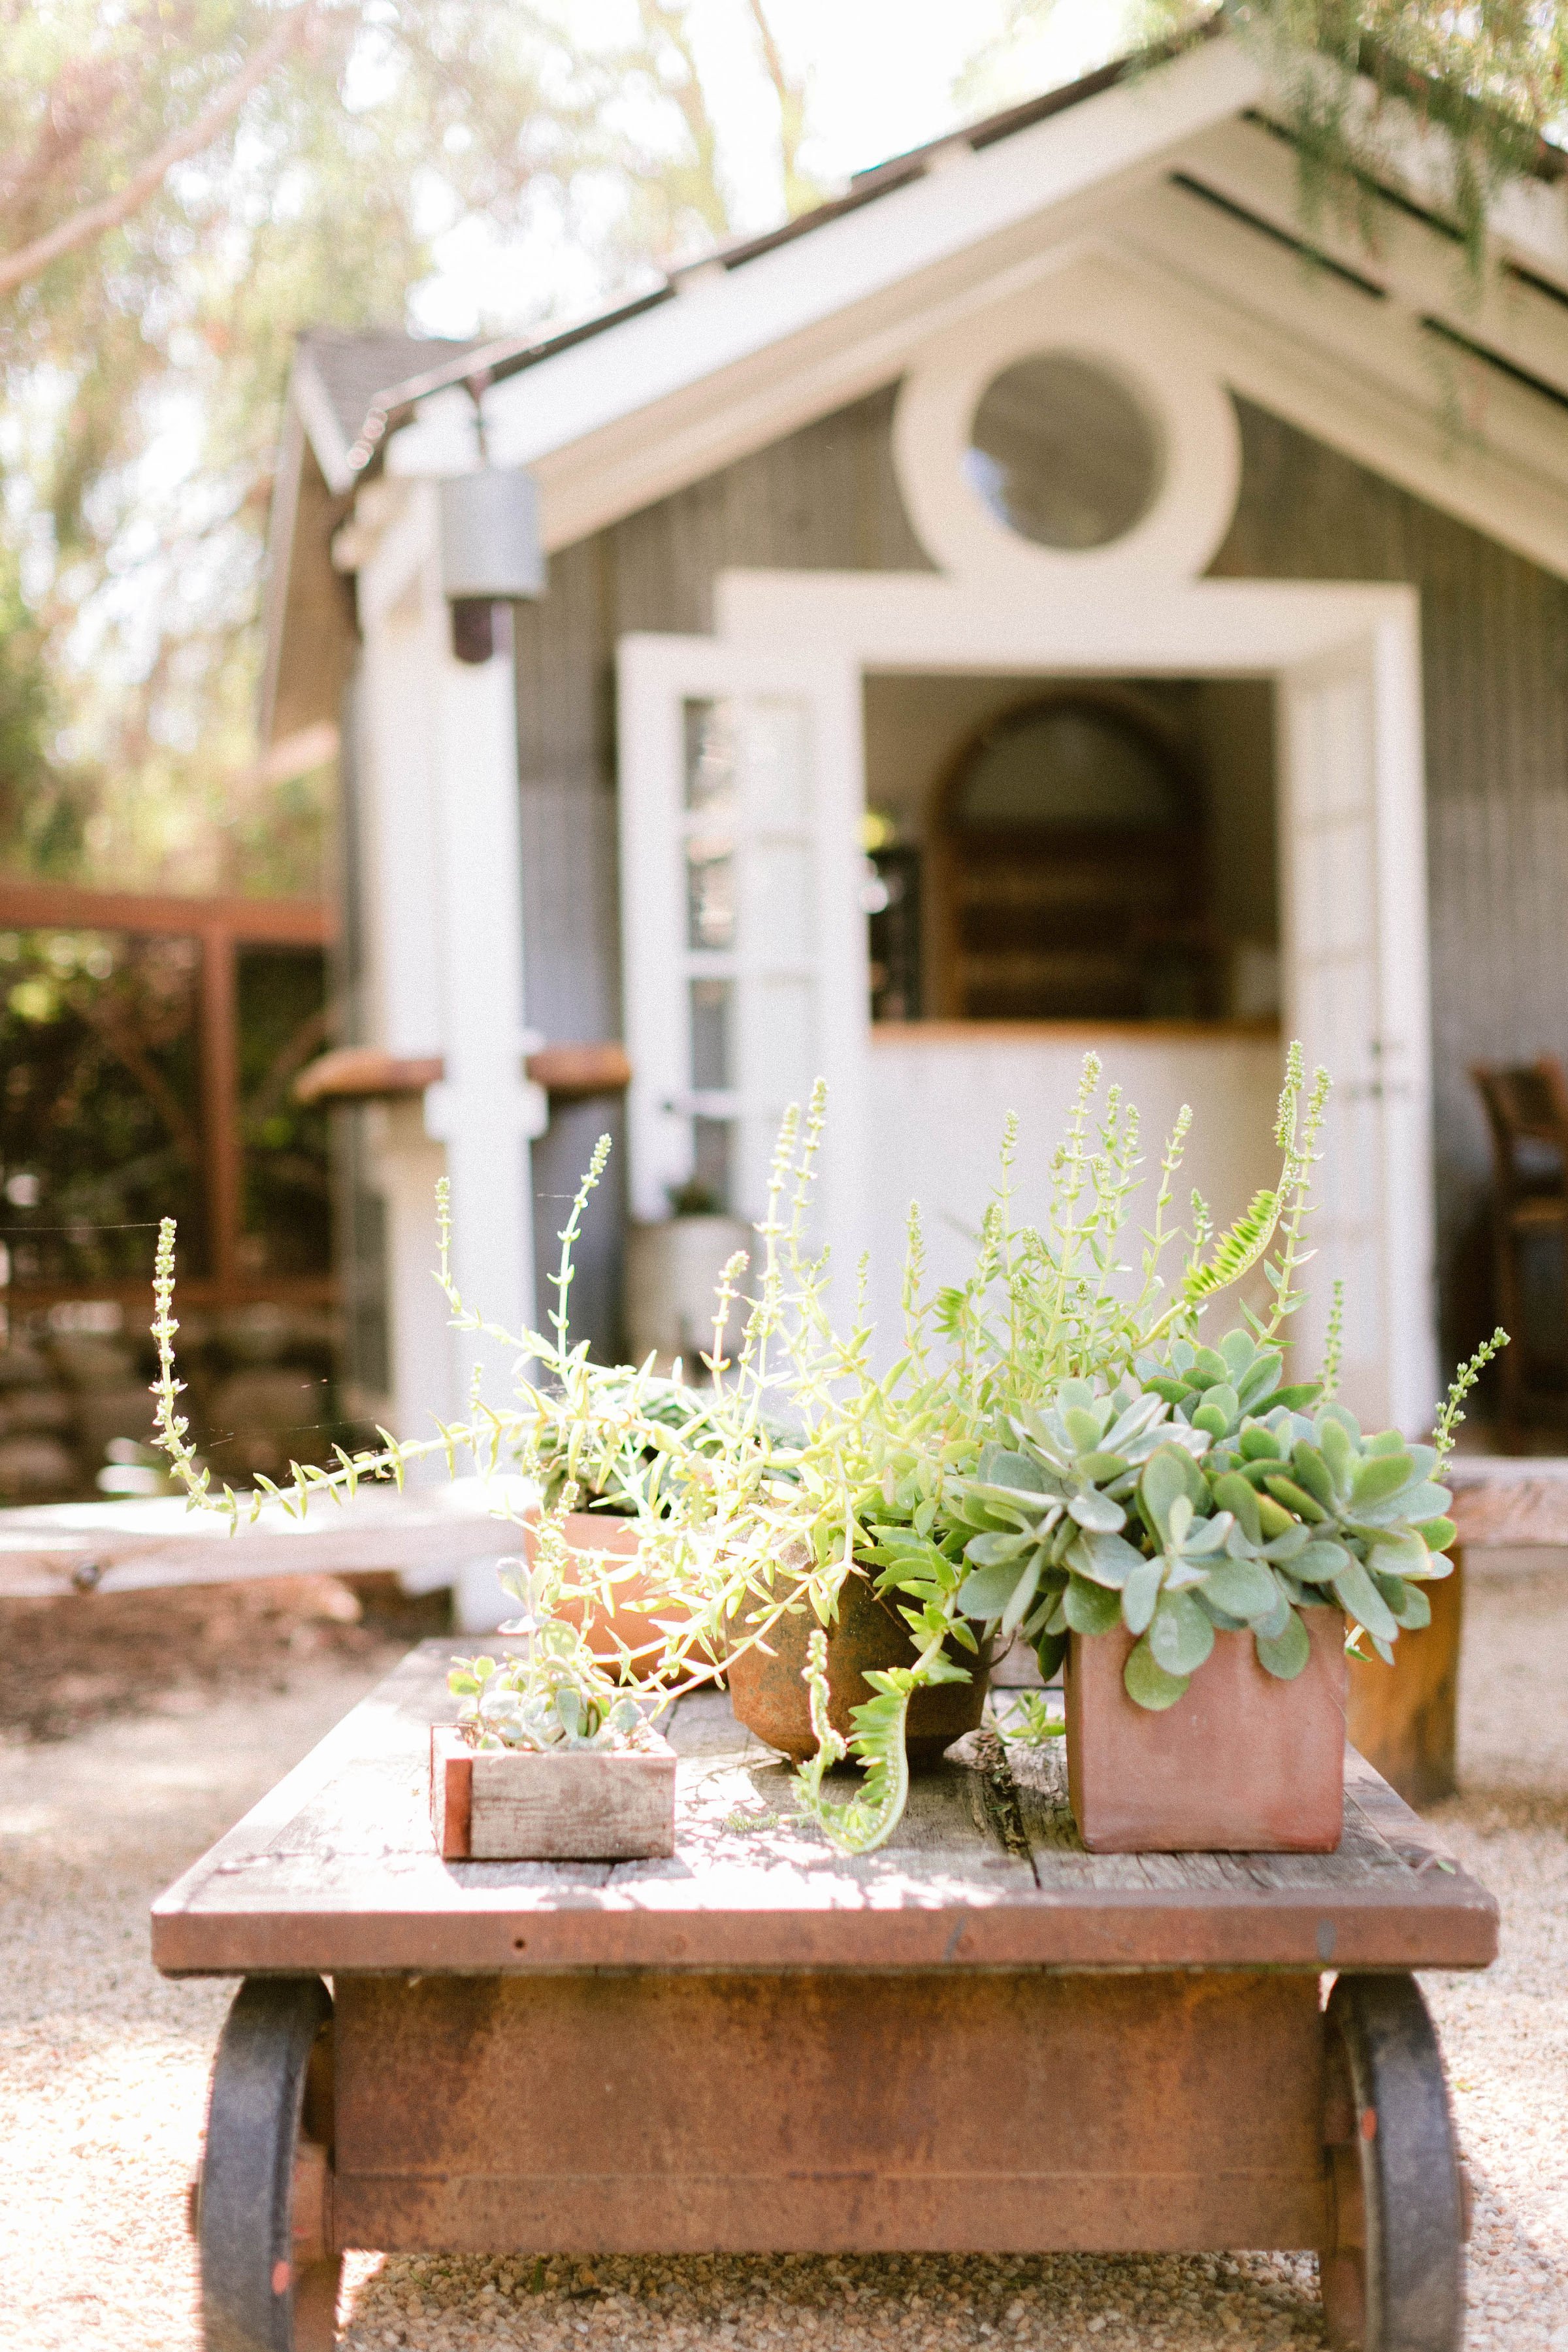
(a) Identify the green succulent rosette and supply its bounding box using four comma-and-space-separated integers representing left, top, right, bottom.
949, 1338, 1456, 1708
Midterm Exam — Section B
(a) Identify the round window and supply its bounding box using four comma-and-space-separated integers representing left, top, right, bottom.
964, 351, 1164, 551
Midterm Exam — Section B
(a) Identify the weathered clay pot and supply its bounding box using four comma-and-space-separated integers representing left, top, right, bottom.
726, 1567, 991, 1765
1064, 1607, 1347, 1853
520, 1510, 674, 1682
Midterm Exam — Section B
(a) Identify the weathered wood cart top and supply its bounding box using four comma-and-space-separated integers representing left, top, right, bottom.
152, 1642, 1497, 1978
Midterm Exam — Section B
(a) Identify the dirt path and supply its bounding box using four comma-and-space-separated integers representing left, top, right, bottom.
2, 1563, 1565, 2352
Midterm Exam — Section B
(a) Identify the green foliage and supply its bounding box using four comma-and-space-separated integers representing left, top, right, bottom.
998, 1691, 1067, 1745
791, 1626, 914, 1855
0, 0, 823, 892
1116, 3, 1567, 273
1213, 0, 1567, 270
152, 1045, 1499, 1850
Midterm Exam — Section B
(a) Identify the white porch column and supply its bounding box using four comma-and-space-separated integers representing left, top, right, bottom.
348, 476, 539, 1446
423, 602, 542, 1405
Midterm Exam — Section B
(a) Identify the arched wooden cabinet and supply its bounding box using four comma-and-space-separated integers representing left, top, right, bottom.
929, 691, 1218, 1023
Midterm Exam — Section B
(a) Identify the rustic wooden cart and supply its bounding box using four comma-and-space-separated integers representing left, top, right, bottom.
153, 1644, 1497, 2352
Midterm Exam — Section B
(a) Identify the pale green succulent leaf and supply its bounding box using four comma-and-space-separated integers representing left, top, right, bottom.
957, 1562, 1030, 1620
1121, 1553, 1164, 1636
1064, 1573, 1123, 1636
1331, 1555, 1401, 1644
1069, 1528, 1146, 1589
1373, 1571, 1431, 1631
1067, 1486, 1127, 1534
1000, 1546, 1047, 1639
964, 1529, 1033, 1566
1124, 1635, 1190, 1710
1198, 1553, 1278, 1622
1148, 1588, 1216, 1676
1255, 1608, 1313, 1680
1350, 1451, 1416, 1507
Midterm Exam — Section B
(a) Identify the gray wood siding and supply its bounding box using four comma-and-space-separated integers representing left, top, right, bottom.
512, 385, 929, 1354
1211, 400, 1568, 1362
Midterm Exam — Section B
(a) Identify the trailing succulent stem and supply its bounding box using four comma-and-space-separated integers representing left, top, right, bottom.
791, 1626, 913, 1856
1434, 1327, 1509, 1471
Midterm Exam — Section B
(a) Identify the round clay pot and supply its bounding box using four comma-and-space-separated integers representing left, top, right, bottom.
726, 1567, 991, 1765
521, 1509, 674, 1682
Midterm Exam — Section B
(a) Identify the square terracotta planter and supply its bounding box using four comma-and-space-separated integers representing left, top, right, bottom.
430, 1725, 677, 1860
1064, 1607, 1347, 1852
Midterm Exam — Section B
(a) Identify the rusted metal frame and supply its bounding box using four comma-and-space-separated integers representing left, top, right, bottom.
326, 1966, 1330, 2257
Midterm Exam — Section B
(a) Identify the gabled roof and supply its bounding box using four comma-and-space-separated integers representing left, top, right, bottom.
266, 24, 1568, 736
329, 31, 1226, 480
292, 327, 484, 498
300, 25, 1568, 498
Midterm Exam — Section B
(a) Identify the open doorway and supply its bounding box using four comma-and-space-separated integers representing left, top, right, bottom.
861, 672, 1280, 1032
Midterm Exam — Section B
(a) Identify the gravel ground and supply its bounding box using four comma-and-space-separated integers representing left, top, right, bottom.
1, 1560, 1565, 2352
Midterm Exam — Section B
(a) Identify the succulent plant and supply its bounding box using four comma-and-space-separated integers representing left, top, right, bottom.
1136, 1328, 1320, 1443
451, 1657, 646, 1752
1210, 1401, 1457, 1659
448, 1561, 651, 1752
949, 1340, 1459, 1709
945, 1380, 1207, 1669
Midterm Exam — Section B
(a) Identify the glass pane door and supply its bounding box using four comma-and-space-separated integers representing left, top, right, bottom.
678, 694, 817, 1216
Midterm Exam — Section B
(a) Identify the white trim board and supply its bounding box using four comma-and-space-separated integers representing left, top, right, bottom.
716, 570, 1420, 671
455, 203, 1568, 581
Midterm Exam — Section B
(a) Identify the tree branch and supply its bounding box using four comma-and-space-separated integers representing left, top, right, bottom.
743, 0, 819, 217
0, 7, 313, 299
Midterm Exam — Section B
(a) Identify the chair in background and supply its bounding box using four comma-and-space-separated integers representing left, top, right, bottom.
1471, 1055, 1568, 1448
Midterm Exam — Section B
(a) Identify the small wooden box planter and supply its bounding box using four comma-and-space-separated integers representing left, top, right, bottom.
1065, 1607, 1347, 1854
430, 1726, 677, 1861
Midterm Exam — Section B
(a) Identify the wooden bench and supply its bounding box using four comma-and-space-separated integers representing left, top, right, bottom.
154, 1644, 1496, 2352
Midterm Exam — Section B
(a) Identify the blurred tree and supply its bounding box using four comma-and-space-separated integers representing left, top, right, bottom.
0, 547, 91, 874
0, 0, 817, 896
968, 3, 1566, 259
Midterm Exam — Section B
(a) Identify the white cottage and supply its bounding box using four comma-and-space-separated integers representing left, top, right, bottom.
265, 31, 1568, 1446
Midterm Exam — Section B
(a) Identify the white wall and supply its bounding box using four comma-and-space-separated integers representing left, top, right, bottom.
861, 1025, 1285, 1364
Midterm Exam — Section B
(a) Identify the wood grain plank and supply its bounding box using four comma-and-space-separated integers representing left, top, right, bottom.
150, 1642, 1498, 1978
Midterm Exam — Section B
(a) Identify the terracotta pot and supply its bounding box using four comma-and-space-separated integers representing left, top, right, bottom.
1064, 1607, 1347, 1853
726, 1567, 991, 1765
521, 1510, 674, 1682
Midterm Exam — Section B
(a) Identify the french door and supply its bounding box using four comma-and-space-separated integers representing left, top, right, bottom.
616, 635, 867, 1263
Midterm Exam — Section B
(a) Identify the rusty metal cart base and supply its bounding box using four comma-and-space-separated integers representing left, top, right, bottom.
156, 1645, 1496, 2352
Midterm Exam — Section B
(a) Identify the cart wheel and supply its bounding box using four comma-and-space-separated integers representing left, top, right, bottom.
1320, 1974, 1464, 2352
197, 1976, 341, 2352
